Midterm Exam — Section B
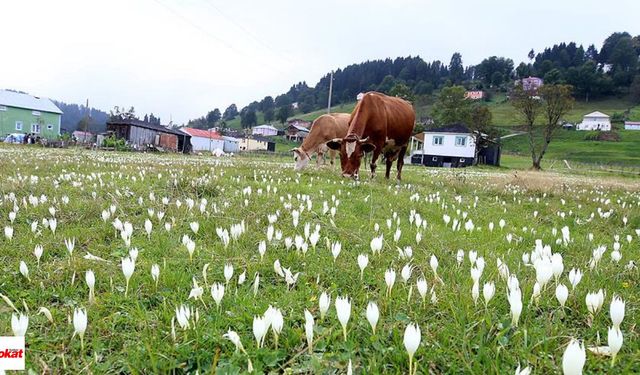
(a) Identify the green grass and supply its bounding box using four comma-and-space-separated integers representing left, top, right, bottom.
487, 97, 640, 126
1, 145, 639, 373
500, 130, 640, 167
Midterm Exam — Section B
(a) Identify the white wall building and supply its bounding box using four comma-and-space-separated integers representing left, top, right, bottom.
624, 121, 640, 130
409, 124, 476, 167
251, 124, 278, 136
576, 111, 611, 131
222, 136, 240, 153
180, 127, 225, 152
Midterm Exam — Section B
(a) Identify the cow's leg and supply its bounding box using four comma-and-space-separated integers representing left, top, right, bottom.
385, 155, 393, 179
396, 146, 408, 181
316, 152, 321, 166
329, 149, 335, 165
370, 150, 381, 179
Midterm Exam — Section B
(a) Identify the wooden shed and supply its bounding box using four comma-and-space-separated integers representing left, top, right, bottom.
106, 119, 191, 153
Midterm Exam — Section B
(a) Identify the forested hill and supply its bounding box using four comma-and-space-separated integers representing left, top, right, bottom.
187, 31, 640, 129
52, 101, 109, 133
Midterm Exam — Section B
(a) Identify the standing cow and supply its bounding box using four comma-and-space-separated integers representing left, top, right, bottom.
326, 92, 415, 180
291, 113, 350, 171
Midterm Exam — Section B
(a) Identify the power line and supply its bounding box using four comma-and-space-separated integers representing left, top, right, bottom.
200, 0, 280, 57
149, 0, 287, 75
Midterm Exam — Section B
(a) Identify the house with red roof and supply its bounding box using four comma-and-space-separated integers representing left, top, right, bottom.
180, 127, 225, 152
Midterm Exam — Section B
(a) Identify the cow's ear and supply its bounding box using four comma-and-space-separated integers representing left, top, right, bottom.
326, 138, 342, 150
361, 142, 376, 153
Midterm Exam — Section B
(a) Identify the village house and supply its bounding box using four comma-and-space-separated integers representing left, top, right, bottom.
72, 130, 94, 143
239, 135, 276, 152
285, 123, 310, 141
106, 119, 191, 153
518, 76, 544, 91
180, 127, 225, 152
287, 118, 311, 128
464, 91, 484, 100
409, 124, 500, 168
0, 90, 63, 138
624, 121, 640, 130
251, 124, 278, 136
576, 111, 611, 131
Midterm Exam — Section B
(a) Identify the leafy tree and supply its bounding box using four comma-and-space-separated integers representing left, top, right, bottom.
630, 75, 640, 104
377, 75, 397, 94
263, 107, 275, 123
276, 105, 293, 125
389, 83, 415, 102
598, 32, 632, 64
476, 56, 514, 86
448, 52, 464, 84
610, 36, 638, 86
223, 104, 239, 121
469, 105, 495, 165
206, 109, 221, 126
260, 96, 274, 112
240, 108, 257, 129
511, 84, 574, 170
491, 71, 504, 86
109, 106, 137, 121
516, 62, 533, 79
543, 69, 564, 84
432, 85, 472, 125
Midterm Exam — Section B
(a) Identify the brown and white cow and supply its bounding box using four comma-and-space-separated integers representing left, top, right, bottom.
326, 92, 415, 180
291, 113, 350, 171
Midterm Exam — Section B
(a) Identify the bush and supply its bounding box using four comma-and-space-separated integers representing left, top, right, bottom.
103, 135, 129, 151
584, 131, 620, 142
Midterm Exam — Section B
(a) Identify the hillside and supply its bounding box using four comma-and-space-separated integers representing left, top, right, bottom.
500, 129, 640, 166
227, 96, 640, 130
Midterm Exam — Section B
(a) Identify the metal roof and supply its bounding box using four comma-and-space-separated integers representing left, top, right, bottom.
106, 119, 188, 137
253, 124, 278, 130
425, 124, 471, 134
0, 90, 63, 114
179, 127, 223, 139
583, 111, 609, 118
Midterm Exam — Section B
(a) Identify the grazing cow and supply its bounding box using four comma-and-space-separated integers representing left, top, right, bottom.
291, 113, 350, 171
326, 92, 415, 180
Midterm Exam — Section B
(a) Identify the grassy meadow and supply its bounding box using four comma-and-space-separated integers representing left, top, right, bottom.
0, 145, 639, 374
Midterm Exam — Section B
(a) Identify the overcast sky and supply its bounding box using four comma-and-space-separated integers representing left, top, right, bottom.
2, 0, 638, 124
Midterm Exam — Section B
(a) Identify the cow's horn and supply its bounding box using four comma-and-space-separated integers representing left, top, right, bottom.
358, 137, 370, 143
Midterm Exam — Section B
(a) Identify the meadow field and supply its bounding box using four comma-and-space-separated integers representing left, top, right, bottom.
0, 146, 638, 374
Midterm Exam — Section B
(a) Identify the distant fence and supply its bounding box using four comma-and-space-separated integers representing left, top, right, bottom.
504, 152, 640, 176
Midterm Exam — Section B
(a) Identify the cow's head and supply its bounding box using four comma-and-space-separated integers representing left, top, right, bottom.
326, 136, 375, 179
290, 148, 310, 171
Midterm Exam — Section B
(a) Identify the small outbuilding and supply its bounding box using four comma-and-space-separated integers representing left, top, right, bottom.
106, 119, 191, 152
239, 135, 276, 152
624, 121, 640, 130
222, 136, 240, 153
180, 127, 225, 152
576, 111, 611, 131
251, 124, 278, 136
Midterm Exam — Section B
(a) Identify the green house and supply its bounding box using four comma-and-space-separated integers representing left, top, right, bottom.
0, 90, 63, 139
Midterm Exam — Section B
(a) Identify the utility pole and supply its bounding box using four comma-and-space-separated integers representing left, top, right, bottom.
84, 99, 90, 134
327, 70, 333, 114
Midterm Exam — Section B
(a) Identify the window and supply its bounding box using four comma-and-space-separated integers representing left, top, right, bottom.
432, 157, 438, 162
47, 124, 53, 130
432, 136, 444, 145
455, 136, 467, 146
15, 121, 23, 131
31, 123, 41, 133
0, 105, 6, 111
